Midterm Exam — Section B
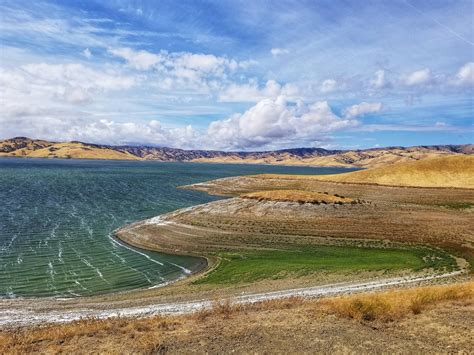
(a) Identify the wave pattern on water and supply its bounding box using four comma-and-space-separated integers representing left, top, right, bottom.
0, 158, 353, 298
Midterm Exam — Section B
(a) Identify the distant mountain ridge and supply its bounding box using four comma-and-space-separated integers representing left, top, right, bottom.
0, 137, 472, 168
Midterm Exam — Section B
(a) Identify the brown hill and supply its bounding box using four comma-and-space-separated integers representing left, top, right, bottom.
0, 138, 139, 160
0, 137, 53, 155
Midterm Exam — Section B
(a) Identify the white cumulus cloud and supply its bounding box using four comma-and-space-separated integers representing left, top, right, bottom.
270, 48, 289, 57
82, 48, 92, 59
320, 79, 337, 93
107, 47, 257, 97
405, 68, 432, 86
343, 102, 383, 118
108, 47, 254, 76
207, 96, 358, 149
0, 114, 202, 149
0, 63, 136, 117
0, 62, 138, 141
370, 70, 389, 89
21, 63, 136, 91
108, 47, 163, 70
219, 79, 300, 102
454, 62, 474, 85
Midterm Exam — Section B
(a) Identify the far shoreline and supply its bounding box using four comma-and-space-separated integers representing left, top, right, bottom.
0, 155, 360, 170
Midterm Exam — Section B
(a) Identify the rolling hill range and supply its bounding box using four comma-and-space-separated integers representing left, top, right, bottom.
0, 137, 472, 168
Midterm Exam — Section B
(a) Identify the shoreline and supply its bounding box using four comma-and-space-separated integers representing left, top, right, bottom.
0, 155, 360, 169
0, 270, 465, 328
0, 229, 210, 302
112, 222, 223, 294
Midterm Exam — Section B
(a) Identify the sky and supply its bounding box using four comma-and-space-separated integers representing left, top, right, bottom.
0, 0, 473, 151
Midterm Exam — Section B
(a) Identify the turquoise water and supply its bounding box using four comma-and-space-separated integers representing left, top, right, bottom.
0, 158, 354, 298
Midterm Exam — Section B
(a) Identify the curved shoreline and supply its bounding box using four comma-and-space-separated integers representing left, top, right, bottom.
109, 231, 211, 290
111, 225, 222, 290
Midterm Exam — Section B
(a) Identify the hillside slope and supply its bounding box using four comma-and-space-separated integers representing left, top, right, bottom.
280, 155, 474, 188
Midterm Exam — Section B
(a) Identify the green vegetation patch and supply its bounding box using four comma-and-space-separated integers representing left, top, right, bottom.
196, 245, 456, 285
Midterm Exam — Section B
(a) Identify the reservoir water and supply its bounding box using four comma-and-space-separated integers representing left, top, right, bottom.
0, 158, 353, 298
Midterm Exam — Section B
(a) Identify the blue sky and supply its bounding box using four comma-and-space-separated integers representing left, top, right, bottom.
0, 0, 472, 150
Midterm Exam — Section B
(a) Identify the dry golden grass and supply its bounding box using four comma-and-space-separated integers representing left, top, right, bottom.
200, 282, 474, 324
240, 189, 355, 204
327, 281, 473, 322
1, 282, 472, 353
256, 155, 474, 188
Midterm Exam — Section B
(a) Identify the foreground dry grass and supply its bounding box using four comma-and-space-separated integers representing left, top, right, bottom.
2, 282, 472, 354
328, 281, 473, 322
241, 189, 356, 204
